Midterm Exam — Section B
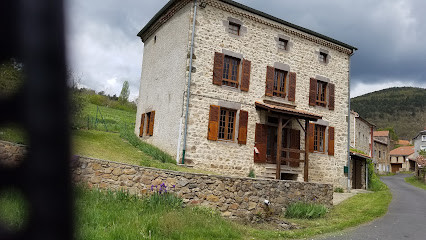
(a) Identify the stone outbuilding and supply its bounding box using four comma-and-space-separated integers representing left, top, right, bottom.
389, 146, 415, 173
135, 0, 357, 188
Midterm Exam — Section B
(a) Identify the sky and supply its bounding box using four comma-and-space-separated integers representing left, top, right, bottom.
66, 0, 426, 101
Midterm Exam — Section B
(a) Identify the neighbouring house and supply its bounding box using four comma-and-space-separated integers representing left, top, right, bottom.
397, 140, 411, 146
349, 111, 374, 189
135, 0, 356, 188
389, 146, 415, 173
412, 129, 426, 158
374, 139, 390, 174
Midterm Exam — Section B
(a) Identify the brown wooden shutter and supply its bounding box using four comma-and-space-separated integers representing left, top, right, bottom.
309, 78, 317, 106
328, 126, 335, 156
288, 72, 297, 102
213, 52, 224, 86
148, 111, 155, 136
254, 123, 267, 163
238, 110, 248, 144
308, 123, 315, 153
207, 105, 220, 141
139, 113, 145, 137
240, 59, 251, 92
289, 129, 301, 167
265, 66, 275, 96
328, 83, 335, 110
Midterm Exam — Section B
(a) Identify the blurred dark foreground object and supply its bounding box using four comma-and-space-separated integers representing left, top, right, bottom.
0, 0, 72, 239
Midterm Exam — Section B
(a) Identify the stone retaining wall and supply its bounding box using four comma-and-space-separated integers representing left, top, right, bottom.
0, 141, 333, 219
72, 156, 333, 219
0, 140, 27, 167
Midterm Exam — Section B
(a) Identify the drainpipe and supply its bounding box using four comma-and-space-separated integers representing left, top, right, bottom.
181, 0, 198, 164
347, 50, 354, 192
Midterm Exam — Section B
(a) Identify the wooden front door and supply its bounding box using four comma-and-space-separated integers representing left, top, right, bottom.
352, 159, 362, 189
391, 164, 402, 173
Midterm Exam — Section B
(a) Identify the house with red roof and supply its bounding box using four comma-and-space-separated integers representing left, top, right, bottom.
389, 146, 415, 173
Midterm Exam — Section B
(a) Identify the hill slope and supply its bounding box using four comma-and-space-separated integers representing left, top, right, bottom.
351, 87, 426, 139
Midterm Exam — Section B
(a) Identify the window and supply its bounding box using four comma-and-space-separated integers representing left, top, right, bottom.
422, 135, 426, 141
319, 52, 328, 63
421, 145, 426, 150
278, 38, 288, 50
222, 56, 240, 88
146, 112, 152, 135
273, 69, 287, 98
218, 108, 236, 141
316, 80, 327, 107
379, 151, 381, 158
314, 125, 326, 152
228, 22, 241, 36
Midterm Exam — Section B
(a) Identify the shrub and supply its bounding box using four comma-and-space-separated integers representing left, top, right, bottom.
367, 159, 388, 192
248, 169, 256, 178
285, 202, 328, 219
334, 187, 344, 193
119, 128, 176, 164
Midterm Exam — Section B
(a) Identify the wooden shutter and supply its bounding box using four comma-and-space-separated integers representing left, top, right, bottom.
207, 105, 220, 141
213, 52, 224, 86
238, 110, 248, 144
288, 72, 297, 102
254, 123, 267, 163
240, 59, 251, 92
289, 129, 301, 167
328, 126, 335, 156
139, 113, 145, 137
309, 78, 317, 106
308, 123, 315, 153
328, 83, 335, 110
265, 66, 275, 96
148, 111, 155, 136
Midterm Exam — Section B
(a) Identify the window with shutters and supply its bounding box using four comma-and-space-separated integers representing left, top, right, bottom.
144, 111, 155, 136
145, 112, 152, 135
273, 69, 287, 98
314, 124, 326, 152
316, 80, 328, 107
218, 108, 236, 141
228, 22, 241, 36
222, 56, 240, 88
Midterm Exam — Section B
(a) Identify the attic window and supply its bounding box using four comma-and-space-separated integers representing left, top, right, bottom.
228, 22, 241, 36
154, 36, 157, 44
278, 38, 288, 50
319, 52, 328, 63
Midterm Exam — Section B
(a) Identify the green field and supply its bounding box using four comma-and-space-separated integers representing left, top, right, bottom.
74, 103, 136, 132
405, 175, 426, 190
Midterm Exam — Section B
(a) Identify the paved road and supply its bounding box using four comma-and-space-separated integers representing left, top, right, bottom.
315, 174, 426, 240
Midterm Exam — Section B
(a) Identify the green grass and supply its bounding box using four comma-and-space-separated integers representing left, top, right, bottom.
74, 103, 136, 132
0, 189, 28, 232
72, 129, 211, 174
405, 175, 426, 190
75, 186, 241, 240
334, 187, 344, 193
0, 125, 27, 145
242, 185, 392, 239
285, 202, 328, 219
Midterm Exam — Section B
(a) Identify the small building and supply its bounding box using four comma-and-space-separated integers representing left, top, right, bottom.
349, 111, 374, 189
412, 129, 426, 158
397, 140, 411, 146
389, 146, 415, 173
414, 155, 426, 183
135, 0, 356, 189
374, 139, 390, 173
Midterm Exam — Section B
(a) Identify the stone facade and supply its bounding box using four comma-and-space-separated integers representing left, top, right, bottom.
375, 140, 390, 173
0, 140, 26, 167
135, 0, 356, 188
72, 156, 333, 219
350, 111, 372, 156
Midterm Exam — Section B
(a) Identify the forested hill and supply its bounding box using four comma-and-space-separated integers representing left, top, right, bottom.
351, 87, 426, 139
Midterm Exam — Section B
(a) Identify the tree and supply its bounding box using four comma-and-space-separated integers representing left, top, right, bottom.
119, 80, 130, 103
0, 59, 24, 97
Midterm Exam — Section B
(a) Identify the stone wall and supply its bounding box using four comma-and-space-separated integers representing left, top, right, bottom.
0, 140, 26, 167
72, 156, 333, 219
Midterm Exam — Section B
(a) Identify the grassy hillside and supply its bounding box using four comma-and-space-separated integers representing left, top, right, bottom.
351, 87, 426, 139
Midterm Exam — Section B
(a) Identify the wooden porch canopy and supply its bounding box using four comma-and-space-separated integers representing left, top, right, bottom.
255, 101, 322, 182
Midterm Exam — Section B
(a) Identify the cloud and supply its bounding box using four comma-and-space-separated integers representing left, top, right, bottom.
66, 0, 426, 100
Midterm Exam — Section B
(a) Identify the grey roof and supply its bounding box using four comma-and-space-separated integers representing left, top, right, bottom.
413, 130, 426, 140
137, 0, 358, 51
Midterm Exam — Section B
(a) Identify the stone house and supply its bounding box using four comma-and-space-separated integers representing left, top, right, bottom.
389, 146, 415, 173
412, 129, 426, 158
135, 0, 356, 188
374, 139, 390, 174
349, 111, 373, 189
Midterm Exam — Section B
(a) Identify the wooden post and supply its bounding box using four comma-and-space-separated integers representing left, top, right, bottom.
276, 117, 283, 180
304, 119, 309, 182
